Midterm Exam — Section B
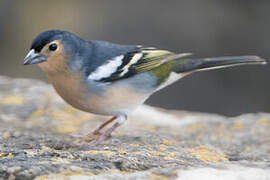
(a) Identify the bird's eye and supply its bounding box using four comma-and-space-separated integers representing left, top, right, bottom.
49, 43, 57, 51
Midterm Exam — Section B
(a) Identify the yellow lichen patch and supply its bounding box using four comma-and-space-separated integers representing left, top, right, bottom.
118, 150, 127, 154
119, 171, 129, 175
144, 125, 156, 131
132, 151, 144, 155
257, 118, 268, 125
245, 146, 252, 152
64, 105, 78, 114
35, 171, 94, 180
187, 123, 203, 132
0, 152, 14, 158
7, 153, 14, 158
1, 95, 25, 105
41, 146, 54, 151
84, 150, 115, 156
158, 146, 167, 151
163, 152, 179, 161
35, 174, 49, 180
232, 122, 244, 129
108, 169, 122, 174
163, 156, 176, 160
51, 158, 71, 164
129, 143, 140, 147
50, 108, 92, 134
78, 114, 92, 121
55, 116, 86, 134
0, 152, 4, 158
2, 132, 10, 138
150, 174, 169, 180
50, 110, 72, 120
31, 110, 46, 118
61, 118, 82, 126
149, 151, 166, 156
188, 146, 228, 162
168, 152, 179, 156
55, 125, 79, 134
162, 139, 175, 146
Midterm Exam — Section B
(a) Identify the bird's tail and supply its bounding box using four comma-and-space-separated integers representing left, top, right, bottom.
172, 56, 266, 73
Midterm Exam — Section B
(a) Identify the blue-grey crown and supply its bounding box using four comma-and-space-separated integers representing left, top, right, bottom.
31, 30, 67, 52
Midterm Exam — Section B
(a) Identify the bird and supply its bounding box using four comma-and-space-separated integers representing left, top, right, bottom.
23, 30, 266, 144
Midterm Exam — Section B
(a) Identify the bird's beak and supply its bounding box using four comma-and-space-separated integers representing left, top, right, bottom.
23, 49, 47, 65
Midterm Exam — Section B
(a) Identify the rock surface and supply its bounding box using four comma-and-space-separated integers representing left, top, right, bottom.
0, 75, 269, 180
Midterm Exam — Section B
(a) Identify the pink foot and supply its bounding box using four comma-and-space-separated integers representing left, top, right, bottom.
87, 122, 121, 145
69, 116, 124, 146
69, 116, 117, 142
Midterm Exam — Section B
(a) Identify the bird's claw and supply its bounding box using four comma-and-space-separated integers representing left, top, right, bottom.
70, 120, 121, 146
70, 131, 112, 146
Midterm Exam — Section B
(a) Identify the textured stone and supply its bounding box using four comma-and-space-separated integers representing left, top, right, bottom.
0, 76, 269, 180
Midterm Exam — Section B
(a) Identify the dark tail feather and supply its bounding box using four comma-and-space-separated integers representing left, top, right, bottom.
173, 56, 266, 73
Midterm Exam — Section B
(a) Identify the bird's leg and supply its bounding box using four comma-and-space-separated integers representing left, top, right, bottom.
70, 116, 117, 140
87, 116, 117, 137
88, 114, 127, 145
88, 122, 121, 145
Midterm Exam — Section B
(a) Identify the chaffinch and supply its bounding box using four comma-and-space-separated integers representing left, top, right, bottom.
23, 30, 266, 144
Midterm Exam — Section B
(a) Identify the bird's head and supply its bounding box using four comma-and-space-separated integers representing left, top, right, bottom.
23, 30, 82, 73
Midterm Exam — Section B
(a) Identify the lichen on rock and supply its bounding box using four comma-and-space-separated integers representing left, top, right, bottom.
0, 76, 269, 180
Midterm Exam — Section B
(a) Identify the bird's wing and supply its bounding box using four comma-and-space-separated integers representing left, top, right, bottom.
87, 47, 191, 83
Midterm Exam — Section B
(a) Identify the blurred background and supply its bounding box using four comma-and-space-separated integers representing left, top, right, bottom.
0, 0, 268, 116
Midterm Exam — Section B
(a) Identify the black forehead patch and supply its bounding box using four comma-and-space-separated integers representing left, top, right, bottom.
31, 30, 65, 52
